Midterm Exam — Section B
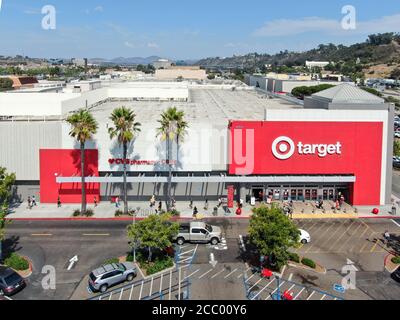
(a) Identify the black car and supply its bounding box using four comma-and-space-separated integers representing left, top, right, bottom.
0, 266, 26, 296
392, 268, 400, 283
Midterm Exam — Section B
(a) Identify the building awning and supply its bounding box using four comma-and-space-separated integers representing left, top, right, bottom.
56, 175, 356, 184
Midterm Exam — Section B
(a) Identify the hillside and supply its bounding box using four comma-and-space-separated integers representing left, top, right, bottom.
197, 33, 400, 79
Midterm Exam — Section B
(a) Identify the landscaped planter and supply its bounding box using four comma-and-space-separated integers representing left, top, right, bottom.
3, 254, 33, 278
288, 256, 326, 274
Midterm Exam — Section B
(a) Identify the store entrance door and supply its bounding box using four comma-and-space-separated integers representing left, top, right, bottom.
252, 188, 264, 202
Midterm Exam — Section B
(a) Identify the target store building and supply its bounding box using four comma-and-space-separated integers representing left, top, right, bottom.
0, 83, 394, 208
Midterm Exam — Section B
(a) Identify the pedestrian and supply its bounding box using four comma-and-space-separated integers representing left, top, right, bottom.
204, 199, 209, 210
32, 195, 37, 207
335, 200, 340, 210
115, 196, 120, 208
384, 230, 391, 242
150, 195, 156, 208
158, 201, 162, 212
94, 196, 98, 207
189, 199, 193, 209
218, 198, 222, 208
27, 196, 32, 210
193, 206, 198, 218
240, 198, 244, 208
57, 196, 62, 208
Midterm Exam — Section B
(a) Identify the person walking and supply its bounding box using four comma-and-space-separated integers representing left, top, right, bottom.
57, 196, 62, 208
27, 196, 32, 210
115, 196, 120, 208
158, 201, 162, 212
150, 195, 156, 208
218, 198, 222, 208
32, 195, 37, 207
193, 206, 198, 218
94, 196, 98, 208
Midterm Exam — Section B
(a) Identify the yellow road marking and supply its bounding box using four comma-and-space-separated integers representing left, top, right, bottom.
313, 221, 345, 253
326, 220, 357, 252
31, 234, 53, 236
336, 222, 364, 252
82, 233, 110, 236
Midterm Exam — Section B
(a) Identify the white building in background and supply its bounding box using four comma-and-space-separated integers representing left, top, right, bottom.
155, 66, 207, 81
306, 61, 330, 69
153, 59, 173, 69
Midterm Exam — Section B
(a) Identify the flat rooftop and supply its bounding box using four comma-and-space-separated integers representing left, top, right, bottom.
90, 88, 299, 125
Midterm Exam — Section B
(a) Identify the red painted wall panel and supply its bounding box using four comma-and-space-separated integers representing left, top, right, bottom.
40, 149, 100, 204
229, 121, 383, 206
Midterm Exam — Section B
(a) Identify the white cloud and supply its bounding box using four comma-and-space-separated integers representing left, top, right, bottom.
124, 41, 136, 48
147, 42, 159, 49
253, 13, 400, 37
94, 6, 104, 12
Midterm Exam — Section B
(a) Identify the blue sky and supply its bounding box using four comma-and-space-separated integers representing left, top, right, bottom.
0, 0, 400, 60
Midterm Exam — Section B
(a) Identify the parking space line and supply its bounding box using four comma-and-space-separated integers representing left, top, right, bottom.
180, 248, 196, 256
149, 277, 154, 297
392, 219, 400, 228
265, 281, 286, 300
109, 292, 113, 300
31, 233, 53, 236
326, 220, 357, 252
314, 221, 345, 253
224, 268, 239, 279
248, 278, 263, 292
306, 221, 320, 233
370, 238, 386, 253
336, 222, 364, 252
320, 294, 326, 300
293, 287, 305, 300
211, 269, 225, 279
129, 284, 134, 300
199, 269, 214, 279
251, 278, 275, 300
139, 281, 144, 300
179, 256, 193, 263
82, 233, 110, 236
184, 269, 200, 280
360, 242, 369, 253
360, 220, 377, 233
159, 273, 163, 294
119, 288, 124, 300
244, 272, 257, 283
306, 291, 315, 300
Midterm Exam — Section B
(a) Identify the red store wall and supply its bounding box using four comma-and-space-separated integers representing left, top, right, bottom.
229, 121, 384, 206
39, 149, 100, 204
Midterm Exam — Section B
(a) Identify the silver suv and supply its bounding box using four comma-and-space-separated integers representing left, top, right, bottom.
88, 262, 137, 293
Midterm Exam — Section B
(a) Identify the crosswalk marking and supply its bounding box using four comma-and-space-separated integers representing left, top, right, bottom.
251, 279, 275, 300
293, 287, 305, 300
211, 269, 225, 279
199, 269, 214, 279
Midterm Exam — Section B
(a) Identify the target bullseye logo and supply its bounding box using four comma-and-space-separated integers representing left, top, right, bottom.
272, 136, 295, 160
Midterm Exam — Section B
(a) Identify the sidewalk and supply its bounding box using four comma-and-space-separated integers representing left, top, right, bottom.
5, 200, 398, 220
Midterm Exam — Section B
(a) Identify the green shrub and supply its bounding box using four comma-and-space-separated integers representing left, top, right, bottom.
169, 209, 180, 217
73, 209, 81, 217
4, 253, 29, 271
288, 252, 300, 263
145, 256, 174, 275
85, 209, 94, 217
103, 258, 120, 265
115, 210, 124, 217
301, 258, 316, 269
392, 256, 400, 264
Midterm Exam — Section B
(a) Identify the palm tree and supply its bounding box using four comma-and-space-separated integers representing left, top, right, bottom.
66, 109, 98, 214
157, 107, 188, 211
109, 107, 141, 215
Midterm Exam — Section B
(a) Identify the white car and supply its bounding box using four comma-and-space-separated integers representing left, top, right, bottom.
299, 229, 311, 244
395, 132, 400, 138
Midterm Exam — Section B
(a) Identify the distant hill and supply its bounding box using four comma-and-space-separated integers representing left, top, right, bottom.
89, 56, 163, 65
196, 33, 400, 78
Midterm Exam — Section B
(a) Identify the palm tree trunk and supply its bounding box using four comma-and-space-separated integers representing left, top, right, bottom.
81, 142, 86, 214
123, 143, 128, 215
167, 138, 172, 211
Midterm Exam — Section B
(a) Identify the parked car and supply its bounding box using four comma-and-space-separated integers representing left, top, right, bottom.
391, 268, 400, 283
0, 266, 26, 296
299, 229, 311, 244
88, 262, 137, 293
395, 132, 400, 138
174, 222, 222, 245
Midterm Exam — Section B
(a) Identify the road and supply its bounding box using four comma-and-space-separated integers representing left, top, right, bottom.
2, 218, 399, 300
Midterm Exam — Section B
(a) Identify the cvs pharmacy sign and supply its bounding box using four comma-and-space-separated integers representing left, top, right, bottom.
272, 136, 342, 160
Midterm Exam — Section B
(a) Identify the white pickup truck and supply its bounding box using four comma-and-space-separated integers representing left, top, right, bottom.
174, 222, 222, 245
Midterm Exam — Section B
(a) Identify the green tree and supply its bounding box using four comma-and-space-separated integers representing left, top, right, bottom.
157, 107, 188, 210
66, 110, 98, 214
249, 205, 300, 271
0, 167, 16, 261
0, 78, 13, 91
109, 107, 141, 215
127, 213, 179, 262
394, 140, 400, 157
